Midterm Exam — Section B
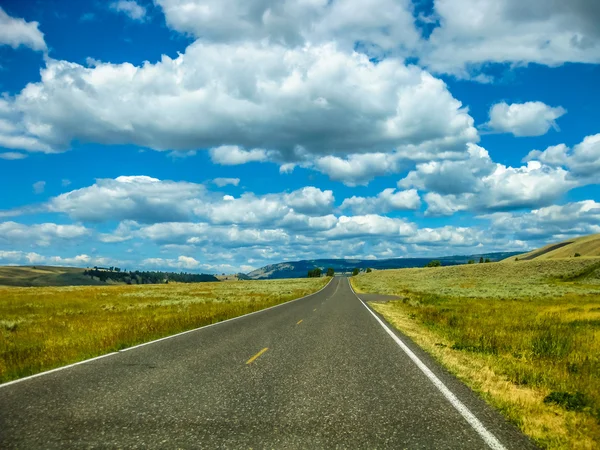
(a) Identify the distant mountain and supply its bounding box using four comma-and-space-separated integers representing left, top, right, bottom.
246, 252, 521, 280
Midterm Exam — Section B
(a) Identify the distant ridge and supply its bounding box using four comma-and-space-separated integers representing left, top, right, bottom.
506, 233, 600, 262
246, 252, 521, 280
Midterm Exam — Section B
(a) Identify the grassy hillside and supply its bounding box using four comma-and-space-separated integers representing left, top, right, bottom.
0, 266, 105, 287
507, 233, 600, 261
0, 277, 328, 383
352, 258, 600, 449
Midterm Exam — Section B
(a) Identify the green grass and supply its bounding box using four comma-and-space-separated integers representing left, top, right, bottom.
352, 259, 600, 449
0, 278, 328, 383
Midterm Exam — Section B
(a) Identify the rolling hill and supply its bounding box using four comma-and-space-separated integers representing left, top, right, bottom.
246, 252, 521, 280
0, 266, 105, 287
505, 233, 600, 261
0, 266, 219, 287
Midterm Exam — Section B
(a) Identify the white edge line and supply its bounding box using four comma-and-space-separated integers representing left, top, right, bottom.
1, 277, 334, 389
0, 352, 118, 388
347, 278, 506, 450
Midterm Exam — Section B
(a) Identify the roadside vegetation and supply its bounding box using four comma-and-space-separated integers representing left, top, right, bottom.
0, 278, 328, 383
352, 258, 600, 449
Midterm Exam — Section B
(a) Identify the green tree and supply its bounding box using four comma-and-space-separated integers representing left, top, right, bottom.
479, 257, 484, 264
485, 258, 491, 263
352, 268, 360, 276
467, 260, 475, 264
425, 260, 441, 268
308, 268, 322, 278
326, 268, 335, 277
366, 268, 372, 273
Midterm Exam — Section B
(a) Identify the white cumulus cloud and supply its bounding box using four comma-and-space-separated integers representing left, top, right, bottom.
421, 0, 600, 78
212, 177, 240, 187
1, 41, 477, 162
525, 133, 600, 179
209, 146, 269, 165
109, 1, 147, 21
0, 222, 90, 247
155, 0, 420, 55
401, 144, 577, 215
340, 189, 420, 214
47, 176, 207, 223
483, 102, 567, 137
0, 7, 46, 51
484, 200, 600, 240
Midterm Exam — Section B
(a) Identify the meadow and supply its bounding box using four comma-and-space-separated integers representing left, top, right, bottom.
0, 278, 328, 383
352, 258, 600, 449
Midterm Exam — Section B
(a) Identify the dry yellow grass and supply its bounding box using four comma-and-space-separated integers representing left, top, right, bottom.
506, 233, 600, 261
352, 259, 600, 449
0, 278, 328, 383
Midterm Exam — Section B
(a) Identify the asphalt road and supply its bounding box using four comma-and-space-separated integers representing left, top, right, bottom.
0, 277, 536, 449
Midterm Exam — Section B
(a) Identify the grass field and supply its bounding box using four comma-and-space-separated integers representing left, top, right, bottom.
352, 259, 600, 449
0, 278, 328, 383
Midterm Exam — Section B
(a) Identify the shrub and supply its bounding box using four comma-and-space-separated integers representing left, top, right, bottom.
366, 268, 372, 273
425, 260, 441, 268
574, 253, 581, 257
543, 391, 590, 411
352, 268, 360, 276
326, 268, 334, 277
468, 260, 475, 264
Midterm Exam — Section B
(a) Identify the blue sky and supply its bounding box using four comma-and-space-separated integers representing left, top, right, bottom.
0, 0, 599, 273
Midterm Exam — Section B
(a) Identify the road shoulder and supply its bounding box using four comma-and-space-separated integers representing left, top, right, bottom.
351, 288, 538, 450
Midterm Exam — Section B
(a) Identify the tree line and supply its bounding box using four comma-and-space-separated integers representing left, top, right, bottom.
83, 267, 218, 284
426, 257, 492, 267
308, 267, 337, 278
309, 267, 374, 277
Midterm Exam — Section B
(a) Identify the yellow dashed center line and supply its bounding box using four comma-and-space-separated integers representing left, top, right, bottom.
297, 319, 303, 325
246, 347, 269, 365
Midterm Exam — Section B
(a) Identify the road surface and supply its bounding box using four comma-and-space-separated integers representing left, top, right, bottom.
0, 277, 535, 449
